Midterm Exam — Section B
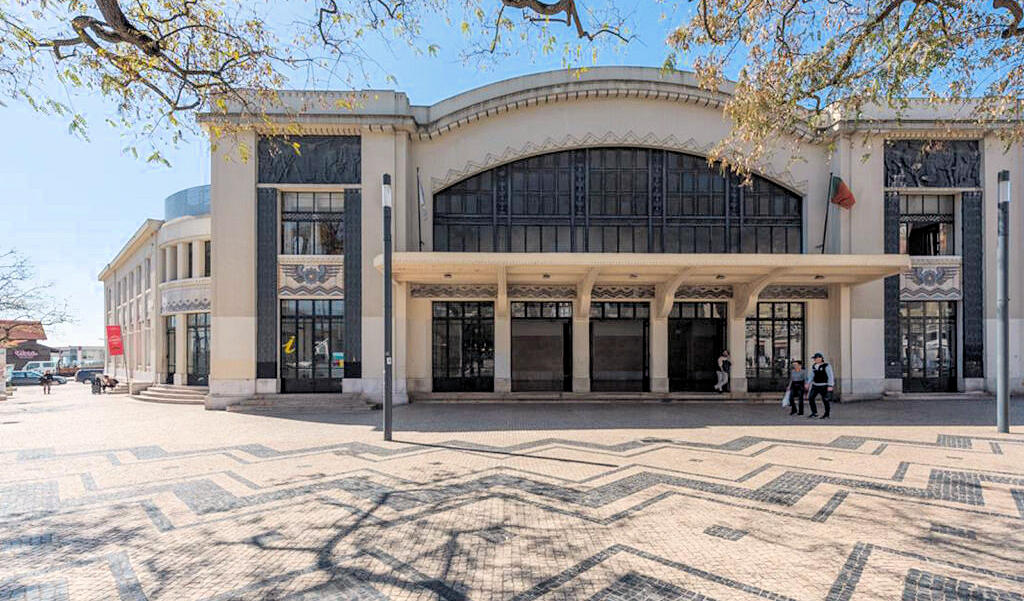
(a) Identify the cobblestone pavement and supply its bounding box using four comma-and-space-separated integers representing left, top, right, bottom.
1, 385, 1022, 601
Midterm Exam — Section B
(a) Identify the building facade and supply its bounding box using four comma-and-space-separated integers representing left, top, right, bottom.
106, 68, 1024, 408
99, 185, 211, 390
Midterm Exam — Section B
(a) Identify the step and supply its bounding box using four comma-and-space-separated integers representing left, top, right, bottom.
149, 384, 209, 393
409, 391, 791, 404
133, 392, 205, 405
228, 394, 372, 413
142, 387, 208, 398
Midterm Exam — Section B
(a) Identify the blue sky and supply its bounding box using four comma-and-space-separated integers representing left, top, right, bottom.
0, 3, 682, 346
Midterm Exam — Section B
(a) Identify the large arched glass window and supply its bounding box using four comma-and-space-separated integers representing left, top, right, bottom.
433, 147, 802, 253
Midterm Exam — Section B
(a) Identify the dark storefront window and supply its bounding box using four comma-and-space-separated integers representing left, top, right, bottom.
165, 316, 176, 384
280, 299, 345, 393
899, 194, 955, 256
432, 301, 495, 392
204, 241, 211, 276
511, 301, 573, 392
434, 147, 802, 253
590, 302, 650, 392
186, 313, 209, 386
901, 301, 957, 392
281, 192, 346, 255
669, 302, 727, 392
745, 302, 804, 392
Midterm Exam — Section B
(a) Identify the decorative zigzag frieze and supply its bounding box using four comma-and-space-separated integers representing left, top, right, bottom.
278, 286, 345, 298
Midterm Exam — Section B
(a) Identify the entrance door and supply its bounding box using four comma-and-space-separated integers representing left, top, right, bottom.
511, 301, 572, 392
669, 302, 727, 391
590, 302, 649, 392
279, 300, 344, 393
186, 313, 209, 386
432, 301, 495, 392
901, 301, 957, 392
165, 316, 176, 384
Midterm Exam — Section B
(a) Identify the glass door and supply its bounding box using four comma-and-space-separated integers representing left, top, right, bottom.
668, 302, 727, 391
432, 302, 495, 392
165, 316, 176, 384
901, 301, 957, 392
279, 300, 344, 393
186, 313, 209, 386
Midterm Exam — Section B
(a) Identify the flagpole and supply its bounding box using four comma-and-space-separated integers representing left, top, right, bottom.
821, 173, 834, 254
416, 168, 424, 251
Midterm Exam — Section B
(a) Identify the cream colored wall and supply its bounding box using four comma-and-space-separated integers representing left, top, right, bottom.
100, 234, 159, 385
406, 296, 432, 392
208, 132, 257, 407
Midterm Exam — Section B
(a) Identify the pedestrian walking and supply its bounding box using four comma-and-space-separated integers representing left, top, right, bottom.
805, 352, 834, 419
788, 360, 806, 415
40, 370, 54, 395
714, 350, 731, 393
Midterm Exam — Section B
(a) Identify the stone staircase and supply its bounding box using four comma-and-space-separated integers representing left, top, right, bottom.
228, 393, 373, 414
107, 383, 130, 395
133, 384, 208, 405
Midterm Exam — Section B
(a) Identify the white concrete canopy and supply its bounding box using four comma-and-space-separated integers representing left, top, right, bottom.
375, 252, 910, 289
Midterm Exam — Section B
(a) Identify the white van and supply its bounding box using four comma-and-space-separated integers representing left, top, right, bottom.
22, 360, 58, 373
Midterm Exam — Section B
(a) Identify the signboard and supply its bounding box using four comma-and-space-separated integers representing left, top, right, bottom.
106, 325, 124, 356
331, 352, 345, 369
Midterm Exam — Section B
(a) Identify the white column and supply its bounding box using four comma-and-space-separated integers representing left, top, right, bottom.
193, 240, 205, 279
177, 243, 189, 280
650, 316, 669, 392
494, 309, 511, 393
175, 314, 188, 386
727, 300, 748, 393
572, 314, 590, 392
164, 246, 175, 282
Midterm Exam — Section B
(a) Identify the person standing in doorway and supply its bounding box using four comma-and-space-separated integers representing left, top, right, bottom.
805, 352, 834, 419
788, 360, 806, 415
714, 350, 731, 393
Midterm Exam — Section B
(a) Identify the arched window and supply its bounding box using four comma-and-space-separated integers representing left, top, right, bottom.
433, 147, 802, 253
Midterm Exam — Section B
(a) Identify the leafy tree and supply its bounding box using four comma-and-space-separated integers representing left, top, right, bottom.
1, 0, 1022, 172
0, 250, 71, 347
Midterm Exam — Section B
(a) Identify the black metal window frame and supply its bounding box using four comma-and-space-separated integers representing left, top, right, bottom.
280, 191, 347, 255
279, 299, 345, 393
432, 301, 495, 392
668, 301, 726, 320
185, 312, 209, 386
900, 300, 957, 392
898, 193, 956, 256
511, 301, 573, 319
204, 241, 211, 277
669, 301, 728, 392
745, 302, 805, 392
433, 147, 802, 254
165, 316, 176, 385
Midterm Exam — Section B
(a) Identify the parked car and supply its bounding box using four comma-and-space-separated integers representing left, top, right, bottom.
22, 360, 58, 373
10, 371, 67, 386
74, 368, 103, 383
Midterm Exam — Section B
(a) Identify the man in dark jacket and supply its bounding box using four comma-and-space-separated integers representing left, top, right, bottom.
805, 352, 834, 419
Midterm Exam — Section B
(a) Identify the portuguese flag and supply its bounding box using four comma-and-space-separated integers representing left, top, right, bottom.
829, 175, 856, 209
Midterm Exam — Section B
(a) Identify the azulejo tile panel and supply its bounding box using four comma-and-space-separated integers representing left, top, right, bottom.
277, 256, 345, 297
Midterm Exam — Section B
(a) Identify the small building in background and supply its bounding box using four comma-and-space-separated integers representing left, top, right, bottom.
1, 320, 55, 370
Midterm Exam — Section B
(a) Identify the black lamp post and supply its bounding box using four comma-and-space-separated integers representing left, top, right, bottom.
382, 173, 394, 441
996, 170, 1010, 433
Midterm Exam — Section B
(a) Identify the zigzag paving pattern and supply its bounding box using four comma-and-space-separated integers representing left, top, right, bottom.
1, 387, 1022, 600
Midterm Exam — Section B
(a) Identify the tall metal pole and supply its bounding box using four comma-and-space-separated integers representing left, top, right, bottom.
996, 170, 1010, 433
382, 174, 394, 441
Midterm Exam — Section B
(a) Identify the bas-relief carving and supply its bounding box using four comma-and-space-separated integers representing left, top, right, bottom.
277, 260, 345, 297
899, 262, 962, 301
760, 285, 828, 300
410, 284, 498, 298
884, 139, 980, 188
508, 285, 577, 299
592, 286, 655, 299
430, 132, 808, 195
161, 284, 211, 315
675, 285, 733, 299
257, 135, 361, 184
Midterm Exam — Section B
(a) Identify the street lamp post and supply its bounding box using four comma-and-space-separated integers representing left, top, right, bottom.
382, 173, 394, 441
996, 170, 1011, 434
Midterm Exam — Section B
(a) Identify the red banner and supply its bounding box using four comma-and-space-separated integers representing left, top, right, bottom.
106, 325, 124, 356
